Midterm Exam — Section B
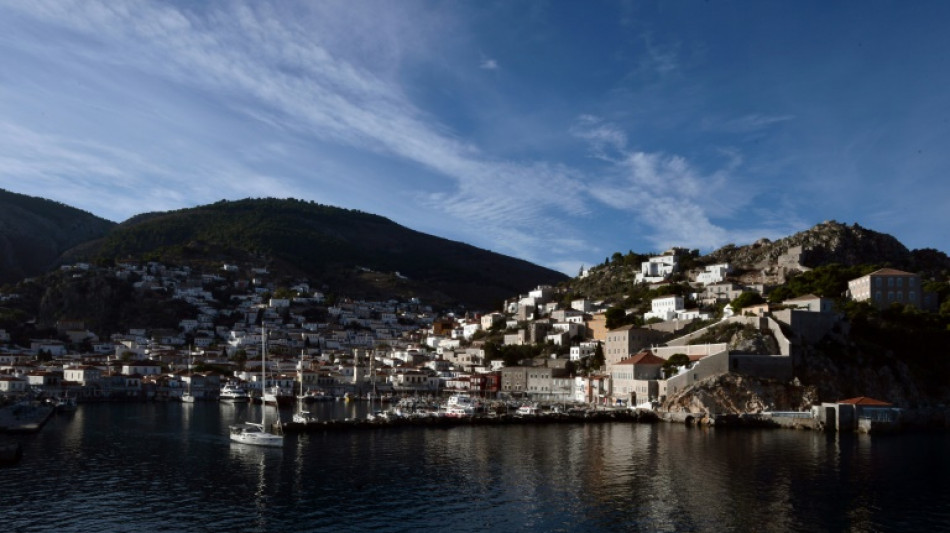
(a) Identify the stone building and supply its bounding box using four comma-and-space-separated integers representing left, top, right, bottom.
847, 268, 922, 310
604, 325, 667, 366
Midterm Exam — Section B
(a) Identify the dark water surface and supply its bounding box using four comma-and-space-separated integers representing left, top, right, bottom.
2, 402, 948, 532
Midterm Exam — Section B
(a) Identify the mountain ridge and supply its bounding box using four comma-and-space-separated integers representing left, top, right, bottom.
0, 189, 115, 285
59, 197, 568, 309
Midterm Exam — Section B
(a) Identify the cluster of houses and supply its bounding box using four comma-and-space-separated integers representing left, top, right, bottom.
0, 254, 935, 409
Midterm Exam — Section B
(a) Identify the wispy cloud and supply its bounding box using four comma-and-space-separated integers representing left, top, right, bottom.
706, 113, 795, 133
642, 34, 679, 76
479, 57, 499, 70
0, 1, 598, 267
575, 116, 790, 251
0, 122, 299, 221
571, 115, 628, 160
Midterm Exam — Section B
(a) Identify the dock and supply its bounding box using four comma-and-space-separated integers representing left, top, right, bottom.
0, 402, 55, 433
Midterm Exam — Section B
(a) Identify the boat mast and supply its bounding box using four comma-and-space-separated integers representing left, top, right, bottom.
261, 325, 266, 427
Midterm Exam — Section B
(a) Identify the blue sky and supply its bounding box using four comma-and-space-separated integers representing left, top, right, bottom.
1, 1, 948, 275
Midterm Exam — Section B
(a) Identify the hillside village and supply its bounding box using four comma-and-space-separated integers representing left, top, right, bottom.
0, 239, 942, 417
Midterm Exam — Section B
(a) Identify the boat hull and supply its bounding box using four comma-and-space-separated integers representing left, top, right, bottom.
228, 423, 284, 447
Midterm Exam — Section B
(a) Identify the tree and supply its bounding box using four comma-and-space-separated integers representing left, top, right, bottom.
590, 343, 605, 371
564, 360, 577, 376
605, 306, 627, 329
272, 287, 295, 299
231, 349, 248, 371
730, 291, 765, 312
662, 353, 690, 378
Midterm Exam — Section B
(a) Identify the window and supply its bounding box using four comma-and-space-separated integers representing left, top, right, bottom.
888, 277, 894, 288
910, 291, 916, 301
888, 291, 894, 301
875, 277, 882, 287
897, 278, 903, 288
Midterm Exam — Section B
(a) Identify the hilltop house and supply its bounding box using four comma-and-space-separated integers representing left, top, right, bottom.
635, 255, 679, 284
847, 268, 923, 310
644, 296, 711, 323
781, 294, 834, 313
696, 263, 731, 285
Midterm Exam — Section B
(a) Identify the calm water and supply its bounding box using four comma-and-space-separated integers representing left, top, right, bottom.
2, 402, 948, 532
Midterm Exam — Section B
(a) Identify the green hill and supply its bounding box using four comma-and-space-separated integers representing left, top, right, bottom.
0, 189, 115, 284
69, 197, 567, 309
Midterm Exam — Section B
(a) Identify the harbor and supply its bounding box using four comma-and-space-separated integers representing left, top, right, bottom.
2, 400, 949, 532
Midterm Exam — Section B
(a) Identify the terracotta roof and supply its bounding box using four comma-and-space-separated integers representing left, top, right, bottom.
868, 268, 916, 277
617, 350, 666, 366
837, 396, 893, 406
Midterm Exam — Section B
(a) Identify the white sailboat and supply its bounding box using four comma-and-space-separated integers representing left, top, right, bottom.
292, 354, 313, 424
181, 352, 196, 403
229, 326, 284, 447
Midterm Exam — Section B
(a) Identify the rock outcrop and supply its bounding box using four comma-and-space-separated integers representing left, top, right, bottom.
662, 373, 819, 414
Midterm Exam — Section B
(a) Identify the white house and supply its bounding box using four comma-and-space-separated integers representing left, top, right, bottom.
696, 263, 731, 285
30, 340, 67, 357
480, 312, 505, 331
121, 361, 162, 376
645, 296, 685, 321
462, 321, 482, 340
571, 299, 592, 313
635, 255, 679, 284
0, 375, 28, 394
781, 294, 834, 313
569, 341, 599, 362
64, 365, 102, 385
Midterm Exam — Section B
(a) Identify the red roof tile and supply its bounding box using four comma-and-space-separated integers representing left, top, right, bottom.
617, 350, 666, 366
837, 396, 892, 406
868, 268, 916, 277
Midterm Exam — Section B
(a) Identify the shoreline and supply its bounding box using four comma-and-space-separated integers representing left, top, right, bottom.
282, 408, 659, 432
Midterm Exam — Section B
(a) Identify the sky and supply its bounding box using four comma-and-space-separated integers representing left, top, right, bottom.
1, 1, 948, 275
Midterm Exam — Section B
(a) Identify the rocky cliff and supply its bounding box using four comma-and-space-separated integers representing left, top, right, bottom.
664, 373, 819, 414
704, 220, 950, 285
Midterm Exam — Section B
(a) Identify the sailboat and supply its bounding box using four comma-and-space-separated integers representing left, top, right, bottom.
292, 353, 313, 424
229, 326, 284, 447
181, 352, 196, 403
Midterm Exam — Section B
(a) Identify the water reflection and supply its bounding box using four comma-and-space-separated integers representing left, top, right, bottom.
2, 403, 948, 532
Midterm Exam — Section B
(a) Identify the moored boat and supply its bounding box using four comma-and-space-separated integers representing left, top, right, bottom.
444, 394, 476, 417
263, 386, 294, 407
230, 326, 283, 447
220, 384, 250, 402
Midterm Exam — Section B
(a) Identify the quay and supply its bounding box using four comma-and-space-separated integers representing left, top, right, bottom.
0, 402, 55, 434
281, 408, 659, 433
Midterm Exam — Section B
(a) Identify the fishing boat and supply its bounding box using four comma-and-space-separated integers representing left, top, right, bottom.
229, 327, 283, 447
54, 392, 78, 412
